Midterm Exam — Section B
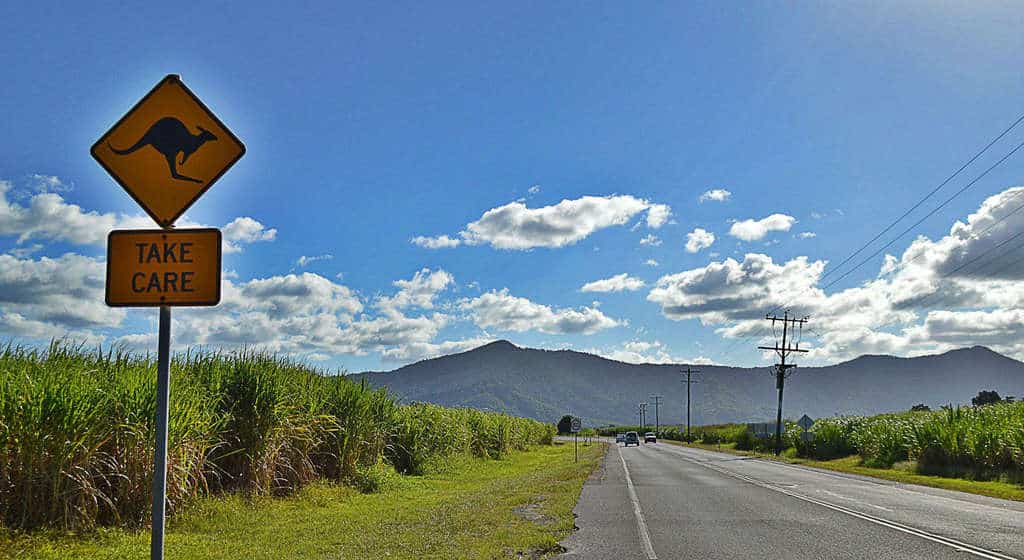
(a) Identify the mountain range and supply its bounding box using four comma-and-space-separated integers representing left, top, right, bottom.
353, 341, 1024, 426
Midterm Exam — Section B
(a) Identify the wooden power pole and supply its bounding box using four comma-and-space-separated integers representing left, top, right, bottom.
680, 367, 700, 442
758, 310, 809, 456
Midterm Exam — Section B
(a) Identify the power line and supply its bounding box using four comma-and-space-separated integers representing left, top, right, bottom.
807, 113, 1024, 289
716, 113, 1024, 366
766, 114, 1024, 319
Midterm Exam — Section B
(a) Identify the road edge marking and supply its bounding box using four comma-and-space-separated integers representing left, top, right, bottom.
617, 445, 658, 560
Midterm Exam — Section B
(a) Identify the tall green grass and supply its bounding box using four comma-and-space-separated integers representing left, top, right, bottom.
0, 342, 554, 531
800, 403, 1024, 479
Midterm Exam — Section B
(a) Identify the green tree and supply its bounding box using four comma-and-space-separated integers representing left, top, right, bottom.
910, 404, 931, 412
557, 415, 574, 434
972, 390, 1003, 407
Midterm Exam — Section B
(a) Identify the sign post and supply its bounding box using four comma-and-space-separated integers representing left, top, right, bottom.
798, 414, 815, 443
92, 74, 243, 560
570, 416, 582, 463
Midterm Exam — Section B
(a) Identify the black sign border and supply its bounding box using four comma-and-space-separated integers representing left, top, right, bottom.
90, 74, 246, 228
105, 228, 223, 307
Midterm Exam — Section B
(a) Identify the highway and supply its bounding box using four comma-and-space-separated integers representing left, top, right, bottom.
560, 440, 1024, 559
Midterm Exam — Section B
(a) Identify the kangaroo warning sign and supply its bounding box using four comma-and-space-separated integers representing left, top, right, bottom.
91, 75, 245, 228
106, 229, 222, 307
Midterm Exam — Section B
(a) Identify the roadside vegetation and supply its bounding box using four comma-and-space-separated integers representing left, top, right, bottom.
1, 441, 604, 560
600, 398, 1024, 497
0, 342, 555, 533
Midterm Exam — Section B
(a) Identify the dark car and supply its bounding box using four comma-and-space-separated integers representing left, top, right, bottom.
644, 432, 657, 443
623, 431, 640, 446
615, 433, 625, 443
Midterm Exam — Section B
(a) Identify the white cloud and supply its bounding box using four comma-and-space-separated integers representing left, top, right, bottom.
639, 234, 662, 246
798, 232, 817, 239
699, 189, 732, 203
379, 337, 495, 363
592, 339, 678, 364
580, 273, 646, 293
0, 178, 276, 254
644, 259, 660, 267
411, 235, 461, 249
377, 268, 454, 311
685, 228, 715, 253
528, 185, 541, 194
415, 195, 672, 251
645, 186, 1024, 363
294, 254, 333, 267
461, 289, 620, 334
728, 214, 796, 241
0, 253, 125, 332
645, 204, 672, 228
223, 217, 277, 252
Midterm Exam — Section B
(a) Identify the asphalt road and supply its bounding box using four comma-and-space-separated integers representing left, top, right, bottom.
560, 440, 1024, 559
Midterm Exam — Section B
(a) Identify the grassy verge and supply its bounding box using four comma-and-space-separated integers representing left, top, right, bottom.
664, 440, 1024, 502
1, 442, 605, 560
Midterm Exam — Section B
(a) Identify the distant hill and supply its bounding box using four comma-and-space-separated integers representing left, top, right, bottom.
352, 341, 1024, 426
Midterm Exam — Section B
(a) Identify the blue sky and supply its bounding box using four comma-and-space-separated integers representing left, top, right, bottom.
4, 3, 1024, 371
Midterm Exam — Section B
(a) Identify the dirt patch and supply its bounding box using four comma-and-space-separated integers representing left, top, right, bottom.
513, 498, 556, 526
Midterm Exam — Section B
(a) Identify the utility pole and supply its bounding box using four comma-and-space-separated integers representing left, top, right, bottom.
680, 367, 700, 442
649, 395, 662, 437
639, 402, 648, 432
758, 310, 809, 456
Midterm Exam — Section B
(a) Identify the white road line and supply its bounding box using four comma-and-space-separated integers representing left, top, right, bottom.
617, 445, 657, 560
663, 447, 1018, 560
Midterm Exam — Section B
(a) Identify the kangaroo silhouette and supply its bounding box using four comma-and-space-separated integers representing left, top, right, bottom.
108, 117, 217, 183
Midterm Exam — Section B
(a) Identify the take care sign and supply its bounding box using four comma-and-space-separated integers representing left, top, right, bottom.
105, 229, 222, 306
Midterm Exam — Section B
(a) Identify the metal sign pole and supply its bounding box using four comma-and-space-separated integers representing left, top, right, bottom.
574, 432, 578, 463
151, 306, 171, 560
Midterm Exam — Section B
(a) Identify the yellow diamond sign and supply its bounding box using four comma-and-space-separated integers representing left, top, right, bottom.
91, 75, 245, 227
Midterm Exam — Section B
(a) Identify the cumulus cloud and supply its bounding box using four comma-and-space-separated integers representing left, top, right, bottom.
728, 214, 796, 241
580, 273, 646, 293
639, 234, 662, 246
379, 336, 495, 363
798, 232, 817, 239
413, 195, 672, 251
411, 235, 461, 249
0, 178, 276, 253
647, 186, 1024, 363
685, 228, 715, 253
377, 268, 454, 311
592, 340, 677, 364
112, 269, 457, 362
461, 289, 620, 334
0, 253, 125, 335
528, 185, 541, 195
223, 217, 277, 252
645, 204, 672, 228
644, 259, 660, 267
294, 254, 333, 268
699, 189, 732, 203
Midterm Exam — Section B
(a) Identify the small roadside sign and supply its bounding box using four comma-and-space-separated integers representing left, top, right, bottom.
106, 229, 222, 307
570, 417, 582, 433
797, 414, 815, 431
91, 74, 245, 228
